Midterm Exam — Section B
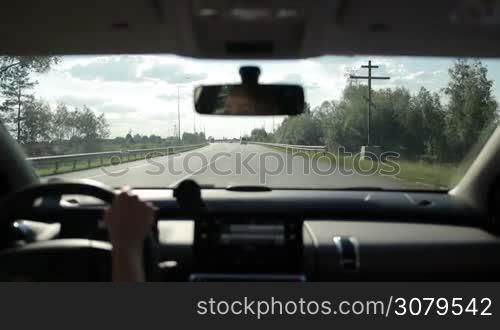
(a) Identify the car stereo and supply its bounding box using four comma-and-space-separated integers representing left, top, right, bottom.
192, 215, 303, 277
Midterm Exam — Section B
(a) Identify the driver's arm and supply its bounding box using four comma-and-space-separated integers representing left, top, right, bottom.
104, 187, 156, 282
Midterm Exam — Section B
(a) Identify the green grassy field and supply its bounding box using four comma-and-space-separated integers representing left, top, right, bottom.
388, 159, 460, 189
257, 144, 461, 190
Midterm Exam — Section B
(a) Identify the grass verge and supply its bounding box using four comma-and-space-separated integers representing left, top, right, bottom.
255, 144, 460, 189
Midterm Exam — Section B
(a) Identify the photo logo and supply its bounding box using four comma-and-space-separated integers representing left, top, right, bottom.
98, 147, 401, 185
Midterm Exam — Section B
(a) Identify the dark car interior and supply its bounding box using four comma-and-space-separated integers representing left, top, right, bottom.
1, 0, 500, 281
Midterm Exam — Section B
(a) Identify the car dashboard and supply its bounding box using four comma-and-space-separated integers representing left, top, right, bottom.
6, 189, 500, 281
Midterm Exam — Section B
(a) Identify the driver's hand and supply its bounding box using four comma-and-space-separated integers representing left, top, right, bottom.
104, 187, 156, 282
104, 187, 156, 249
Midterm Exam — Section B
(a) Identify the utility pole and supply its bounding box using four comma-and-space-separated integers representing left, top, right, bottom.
349, 60, 390, 146
177, 86, 181, 144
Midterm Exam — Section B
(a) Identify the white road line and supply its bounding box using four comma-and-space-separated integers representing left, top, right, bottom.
71, 144, 228, 183
87, 173, 106, 179
80, 153, 186, 179
167, 157, 224, 188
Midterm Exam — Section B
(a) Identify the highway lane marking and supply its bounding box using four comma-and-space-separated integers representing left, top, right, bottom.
166, 144, 244, 187
167, 157, 224, 188
55, 144, 234, 182
166, 144, 274, 188
87, 173, 106, 179
82, 145, 224, 182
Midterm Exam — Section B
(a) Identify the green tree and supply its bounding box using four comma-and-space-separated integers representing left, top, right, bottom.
149, 134, 162, 144
327, 84, 371, 151
274, 113, 323, 146
182, 132, 197, 144
250, 128, 269, 142
125, 129, 134, 144
401, 87, 446, 160
77, 106, 109, 142
314, 100, 337, 150
371, 87, 410, 151
182, 132, 206, 144
20, 99, 52, 144
0, 56, 59, 142
0, 65, 36, 141
0, 56, 60, 81
50, 104, 110, 152
133, 133, 142, 143
444, 59, 498, 160
96, 113, 110, 139
52, 103, 73, 141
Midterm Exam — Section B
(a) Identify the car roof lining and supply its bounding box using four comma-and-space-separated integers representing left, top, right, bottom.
2, 0, 500, 58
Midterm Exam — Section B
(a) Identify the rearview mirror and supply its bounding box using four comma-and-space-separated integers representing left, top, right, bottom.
193, 66, 305, 116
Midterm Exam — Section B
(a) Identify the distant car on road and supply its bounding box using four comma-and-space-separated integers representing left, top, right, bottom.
240, 137, 248, 145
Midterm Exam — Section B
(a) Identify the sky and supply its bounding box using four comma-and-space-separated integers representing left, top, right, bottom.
31, 54, 500, 139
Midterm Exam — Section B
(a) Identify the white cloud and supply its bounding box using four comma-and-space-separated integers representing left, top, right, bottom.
99, 104, 138, 114
57, 94, 108, 108
32, 54, 500, 139
67, 56, 143, 82
142, 63, 207, 83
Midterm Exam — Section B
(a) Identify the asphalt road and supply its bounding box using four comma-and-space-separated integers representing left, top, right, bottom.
46, 143, 418, 189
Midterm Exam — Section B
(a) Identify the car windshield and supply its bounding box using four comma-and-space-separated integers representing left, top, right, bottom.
1, 55, 498, 190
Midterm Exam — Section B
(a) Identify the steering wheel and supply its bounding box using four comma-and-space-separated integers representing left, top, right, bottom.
0, 179, 158, 281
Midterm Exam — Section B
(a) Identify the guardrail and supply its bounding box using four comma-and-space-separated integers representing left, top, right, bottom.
248, 141, 327, 153
27, 143, 209, 174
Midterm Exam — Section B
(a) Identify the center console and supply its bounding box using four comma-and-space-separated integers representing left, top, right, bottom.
171, 180, 306, 281
190, 215, 304, 281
